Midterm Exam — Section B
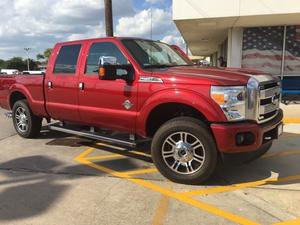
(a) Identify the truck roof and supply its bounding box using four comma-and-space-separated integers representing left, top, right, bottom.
56, 36, 161, 46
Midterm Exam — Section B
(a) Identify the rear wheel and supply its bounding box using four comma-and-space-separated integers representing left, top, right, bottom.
151, 117, 218, 184
12, 100, 42, 138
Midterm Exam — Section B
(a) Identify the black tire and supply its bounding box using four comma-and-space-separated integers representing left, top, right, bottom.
151, 117, 218, 185
12, 100, 42, 138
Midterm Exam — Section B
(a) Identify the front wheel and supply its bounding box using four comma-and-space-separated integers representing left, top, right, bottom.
151, 117, 218, 184
12, 100, 42, 138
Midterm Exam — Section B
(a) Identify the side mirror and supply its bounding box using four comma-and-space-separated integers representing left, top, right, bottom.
98, 64, 134, 83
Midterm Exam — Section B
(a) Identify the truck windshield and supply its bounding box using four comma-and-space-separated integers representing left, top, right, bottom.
121, 39, 193, 69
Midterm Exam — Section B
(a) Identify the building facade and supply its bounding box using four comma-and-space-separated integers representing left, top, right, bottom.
173, 0, 300, 81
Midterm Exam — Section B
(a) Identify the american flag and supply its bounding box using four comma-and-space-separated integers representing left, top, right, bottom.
242, 26, 300, 75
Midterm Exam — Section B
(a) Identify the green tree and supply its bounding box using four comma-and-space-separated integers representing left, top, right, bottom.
36, 48, 52, 63
6, 57, 38, 71
0, 59, 7, 69
6, 57, 27, 71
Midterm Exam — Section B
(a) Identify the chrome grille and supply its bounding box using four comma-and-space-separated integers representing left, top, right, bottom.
257, 80, 281, 123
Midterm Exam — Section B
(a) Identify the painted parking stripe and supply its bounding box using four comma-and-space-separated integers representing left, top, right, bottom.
283, 118, 300, 124
75, 148, 259, 225
182, 174, 300, 197
121, 168, 158, 176
273, 218, 300, 225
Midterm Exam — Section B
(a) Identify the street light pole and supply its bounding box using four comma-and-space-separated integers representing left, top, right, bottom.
24, 48, 31, 71
104, 0, 113, 37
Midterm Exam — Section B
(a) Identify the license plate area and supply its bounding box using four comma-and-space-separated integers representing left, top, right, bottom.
263, 123, 283, 143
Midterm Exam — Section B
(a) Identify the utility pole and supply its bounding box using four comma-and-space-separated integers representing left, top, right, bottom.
104, 0, 113, 37
24, 48, 31, 71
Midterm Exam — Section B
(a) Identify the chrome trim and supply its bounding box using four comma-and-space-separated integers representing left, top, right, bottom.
260, 86, 280, 99
139, 76, 163, 83
246, 75, 281, 124
49, 125, 136, 147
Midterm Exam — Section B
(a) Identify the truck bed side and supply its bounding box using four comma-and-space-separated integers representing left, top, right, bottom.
0, 75, 48, 117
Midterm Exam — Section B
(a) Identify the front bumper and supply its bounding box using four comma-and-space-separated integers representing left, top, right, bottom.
211, 109, 283, 153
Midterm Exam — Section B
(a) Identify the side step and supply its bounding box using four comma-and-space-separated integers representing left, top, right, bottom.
48, 124, 136, 148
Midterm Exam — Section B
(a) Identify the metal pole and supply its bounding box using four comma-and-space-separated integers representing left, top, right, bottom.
186, 43, 188, 55
280, 26, 287, 80
24, 48, 31, 71
104, 0, 113, 37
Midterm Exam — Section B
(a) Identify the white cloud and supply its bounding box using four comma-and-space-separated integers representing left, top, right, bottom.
145, 0, 164, 4
0, 0, 134, 59
161, 34, 185, 49
115, 8, 172, 38
0, 1, 184, 60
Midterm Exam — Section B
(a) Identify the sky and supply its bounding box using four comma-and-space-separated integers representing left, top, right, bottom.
0, 0, 186, 60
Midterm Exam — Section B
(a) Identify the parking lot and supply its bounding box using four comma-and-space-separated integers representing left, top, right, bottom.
0, 107, 299, 225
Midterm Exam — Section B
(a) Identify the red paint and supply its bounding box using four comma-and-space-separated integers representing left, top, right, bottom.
0, 37, 283, 153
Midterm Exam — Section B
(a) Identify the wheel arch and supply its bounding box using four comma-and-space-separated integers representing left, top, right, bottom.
136, 89, 225, 137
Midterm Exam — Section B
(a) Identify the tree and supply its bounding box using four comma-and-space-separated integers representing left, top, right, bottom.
6, 57, 27, 71
6, 57, 38, 71
0, 59, 7, 69
36, 48, 52, 63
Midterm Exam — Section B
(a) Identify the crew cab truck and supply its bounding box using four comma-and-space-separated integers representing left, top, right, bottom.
0, 37, 283, 184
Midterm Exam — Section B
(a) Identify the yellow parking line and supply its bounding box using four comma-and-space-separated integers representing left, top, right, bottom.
84, 154, 124, 161
183, 174, 300, 197
262, 150, 300, 159
121, 168, 158, 176
283, 118, 300, 124
151, 195, 169, 225
75, 148, 259, 225
96, 142, 127, 151
273, 218, 300, 225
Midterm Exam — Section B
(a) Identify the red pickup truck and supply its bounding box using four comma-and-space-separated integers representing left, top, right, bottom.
0, 37, 283, 184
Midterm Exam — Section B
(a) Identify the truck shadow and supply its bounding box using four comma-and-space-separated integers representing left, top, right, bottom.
41, 129, 300, 187
0, 156, 106, 221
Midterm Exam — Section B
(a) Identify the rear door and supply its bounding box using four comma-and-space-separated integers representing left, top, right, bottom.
45, 43, 82, 122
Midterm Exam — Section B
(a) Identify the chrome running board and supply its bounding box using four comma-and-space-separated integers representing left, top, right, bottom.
48, 124, 136, 148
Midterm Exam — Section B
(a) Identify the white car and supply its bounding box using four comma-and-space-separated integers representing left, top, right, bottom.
0, 69, 19, 75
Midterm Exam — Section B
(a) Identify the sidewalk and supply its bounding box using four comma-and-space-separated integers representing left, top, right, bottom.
281, 103, 300, 134
281, 103, 300, 123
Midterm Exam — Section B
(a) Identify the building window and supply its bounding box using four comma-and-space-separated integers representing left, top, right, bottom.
242, 26, 284, 76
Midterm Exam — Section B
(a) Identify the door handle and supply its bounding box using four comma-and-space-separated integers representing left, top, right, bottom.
48, 81, 53, 88
79, 82, 84, 90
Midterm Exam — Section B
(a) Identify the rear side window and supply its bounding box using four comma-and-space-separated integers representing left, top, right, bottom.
54, 44, 81, 74
85, 42, 128, 74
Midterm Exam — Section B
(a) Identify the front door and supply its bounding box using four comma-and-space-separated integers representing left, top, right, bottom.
45, 44, 82, 123
78, 41, 138, 133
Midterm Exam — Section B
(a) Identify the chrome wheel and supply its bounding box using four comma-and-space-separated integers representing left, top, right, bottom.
15, 106, 29, 133
162, 132, 205, 175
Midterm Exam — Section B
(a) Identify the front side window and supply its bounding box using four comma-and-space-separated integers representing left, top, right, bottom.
85, 42, 128, 75
54, 44, 81, 74
121, 39, 192, 69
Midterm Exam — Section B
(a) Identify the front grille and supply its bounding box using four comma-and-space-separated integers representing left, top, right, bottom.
257, 80, 281, 123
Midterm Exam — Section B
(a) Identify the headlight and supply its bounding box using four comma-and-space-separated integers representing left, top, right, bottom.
211, 86, 246, 121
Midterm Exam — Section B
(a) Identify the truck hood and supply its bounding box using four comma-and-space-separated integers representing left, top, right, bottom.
153, 66, 264, 86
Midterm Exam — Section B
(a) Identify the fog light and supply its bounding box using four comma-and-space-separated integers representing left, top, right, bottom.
236, 132, 255, 146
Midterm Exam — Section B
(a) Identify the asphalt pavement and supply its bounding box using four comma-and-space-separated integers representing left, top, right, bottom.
0, 107, 299, 225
